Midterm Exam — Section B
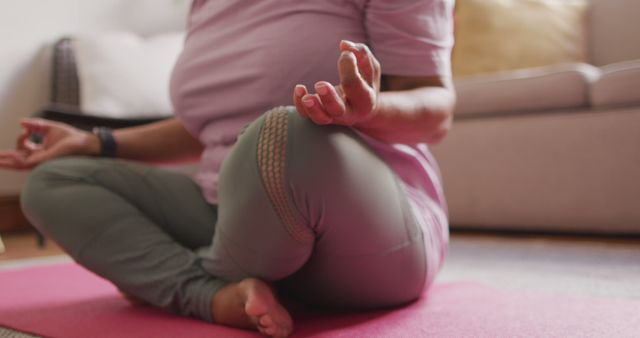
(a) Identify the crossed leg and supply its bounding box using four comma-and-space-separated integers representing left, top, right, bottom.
20, 106, 437, 337
199, 106, 433, 334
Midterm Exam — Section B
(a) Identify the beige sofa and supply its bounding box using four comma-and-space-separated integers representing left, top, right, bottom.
431, 0, 640, 235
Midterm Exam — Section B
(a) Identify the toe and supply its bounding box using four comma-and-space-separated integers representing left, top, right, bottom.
260, 315, 274, 328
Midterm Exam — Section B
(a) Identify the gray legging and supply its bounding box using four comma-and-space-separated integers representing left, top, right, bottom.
20, 106, 445, 322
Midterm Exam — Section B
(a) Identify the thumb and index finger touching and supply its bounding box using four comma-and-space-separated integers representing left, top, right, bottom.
19, 119, 73, 166
1, 119, 58, 170
338, 40, 378, 113
339, 40, 378, 87
20, 118, 52, 135
15, 118, 54, 152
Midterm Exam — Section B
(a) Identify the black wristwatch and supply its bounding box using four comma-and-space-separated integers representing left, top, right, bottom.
92, 127, 118, 158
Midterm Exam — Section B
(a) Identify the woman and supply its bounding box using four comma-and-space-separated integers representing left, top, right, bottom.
0, 1, 455, 337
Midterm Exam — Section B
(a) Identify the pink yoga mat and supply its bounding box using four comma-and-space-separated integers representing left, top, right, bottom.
0, 263, 639, 337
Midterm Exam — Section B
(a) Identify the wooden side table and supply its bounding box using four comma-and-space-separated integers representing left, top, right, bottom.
0, 196, 31, 231
0, 195, 38, 252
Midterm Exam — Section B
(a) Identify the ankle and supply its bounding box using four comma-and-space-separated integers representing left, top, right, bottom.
211, 282, 253, 327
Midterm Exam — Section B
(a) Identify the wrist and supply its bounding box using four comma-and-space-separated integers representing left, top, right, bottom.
353, 99, 384, 131
81, 131, 102, 156
91, 127, 118, 157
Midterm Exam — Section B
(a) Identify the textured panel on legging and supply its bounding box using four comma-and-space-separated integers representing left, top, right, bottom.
257, 107, 314, 243
0, 327, 40, 338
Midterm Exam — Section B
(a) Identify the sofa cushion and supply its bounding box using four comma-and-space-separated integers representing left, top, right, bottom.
73, 32, 184, 119
453, 0, 589, 77
589, 0, 640, 66
431, 106, 640, 234
454, 63, 600, 118
591, 59, 640, 108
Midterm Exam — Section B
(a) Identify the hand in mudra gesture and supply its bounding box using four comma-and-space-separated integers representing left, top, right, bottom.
293, 40, 381, 126
0, 119, 96, 170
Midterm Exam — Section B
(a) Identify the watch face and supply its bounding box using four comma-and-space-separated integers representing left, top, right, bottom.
93, 127, 117, 157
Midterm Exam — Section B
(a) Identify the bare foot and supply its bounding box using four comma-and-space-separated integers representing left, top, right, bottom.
119, 290, 148, 306
212, 278, 293, 337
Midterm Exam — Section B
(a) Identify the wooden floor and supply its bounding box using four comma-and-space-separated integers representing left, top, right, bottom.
1, 229, 638, 264
439, 231, 640, 299
0, 230, 65, 261
1, 228, 639, 301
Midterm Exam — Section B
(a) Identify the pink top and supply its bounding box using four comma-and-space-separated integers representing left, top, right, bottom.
170, 0, 454, 260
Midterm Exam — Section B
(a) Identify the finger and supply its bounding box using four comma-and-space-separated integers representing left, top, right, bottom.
24, 150, 57, 167
15, 130, 42, 154
340, 39, 359, 54
0, 151, 31, 170
340, 40, 377, 86
0, 157, 21, 169
0, 151, 27, 159
338, 50, 375, 113
293, 85, 309, 118
20, 118, 52, 134
0, 151, 19, 161
24, 139, 42, 152
302, 94, 333, 125
24, 143, 71, 167
314, 82, 346, 117
15, 130, 30, 151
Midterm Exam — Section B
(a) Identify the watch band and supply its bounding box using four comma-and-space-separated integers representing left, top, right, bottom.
92, 127, 118, 158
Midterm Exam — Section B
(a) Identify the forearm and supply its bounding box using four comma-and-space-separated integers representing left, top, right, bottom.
355, 85, 456, 145
88, 117, 203, 164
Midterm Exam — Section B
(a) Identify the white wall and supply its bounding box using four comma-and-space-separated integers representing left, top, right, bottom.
0, 0, 190, 195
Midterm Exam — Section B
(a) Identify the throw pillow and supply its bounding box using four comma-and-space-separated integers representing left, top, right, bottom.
453, 0, 589, 78
73, 32, 185, 118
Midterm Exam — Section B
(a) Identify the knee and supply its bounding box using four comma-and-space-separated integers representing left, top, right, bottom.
22, 158, 71, 213
20, 157, 98, 230
283, 107, 379, 185
260, 106, 359, 165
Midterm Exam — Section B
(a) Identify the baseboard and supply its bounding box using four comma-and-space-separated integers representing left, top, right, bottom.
0, 195, 31, 232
